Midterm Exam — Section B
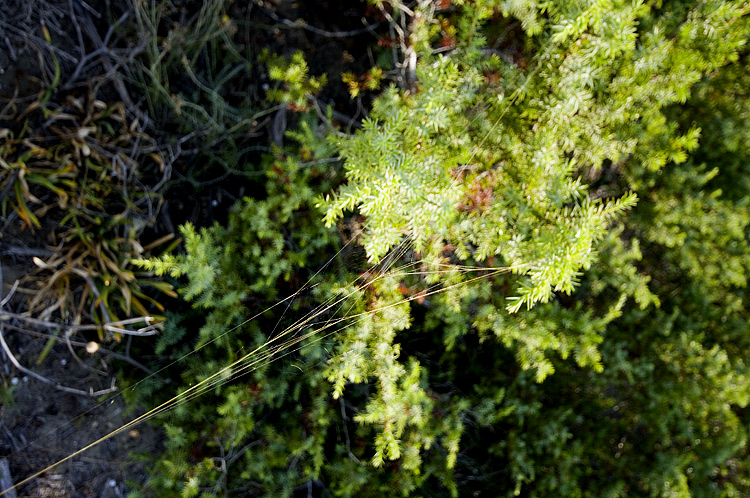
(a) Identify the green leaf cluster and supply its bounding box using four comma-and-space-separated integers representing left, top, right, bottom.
131, 1, 750, 497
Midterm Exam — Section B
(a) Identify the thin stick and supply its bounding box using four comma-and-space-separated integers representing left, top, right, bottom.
0, 324, 115, 397
77, 11, 134, 108
255, 2, 382, 38
0, 458, 17, 498
339, 396, 360, 463
0, 311, 161, 336
65, 329, 107, 377
0, 281, 19, 309
2, 323, 161, 380
63, 10, 131, 90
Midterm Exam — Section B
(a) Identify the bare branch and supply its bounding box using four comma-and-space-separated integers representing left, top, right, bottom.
3, 323, 164, 380
0, 311, 162, 337
0, 324, 116, 397
255, 2, 381, 38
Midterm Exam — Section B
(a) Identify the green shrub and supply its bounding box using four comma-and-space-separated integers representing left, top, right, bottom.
131, 0, 750, 496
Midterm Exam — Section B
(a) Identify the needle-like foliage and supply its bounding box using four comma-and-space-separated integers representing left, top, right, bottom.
129, 0, 750, 497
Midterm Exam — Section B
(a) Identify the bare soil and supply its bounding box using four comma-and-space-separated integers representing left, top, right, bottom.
0, 329, 161, 498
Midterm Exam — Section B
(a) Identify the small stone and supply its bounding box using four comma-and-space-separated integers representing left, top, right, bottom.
108, 479, 117, 488
10, 377, 18, 386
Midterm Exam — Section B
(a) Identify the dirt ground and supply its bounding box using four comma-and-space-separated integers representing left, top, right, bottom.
0, 328, 162, 498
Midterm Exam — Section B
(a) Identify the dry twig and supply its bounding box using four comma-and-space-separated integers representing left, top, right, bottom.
0, 324, 117, 397
0, 311, 162, 337
1, 323, 162, 380
254, 1, 382, 38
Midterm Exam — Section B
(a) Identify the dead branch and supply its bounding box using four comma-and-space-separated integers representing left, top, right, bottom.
0, 458, 17, 498
0, 324, 117, 397
0, 311, 162, 337
255, 2, 382, 38
77, 10, 135, 108
2, 322, 164, 381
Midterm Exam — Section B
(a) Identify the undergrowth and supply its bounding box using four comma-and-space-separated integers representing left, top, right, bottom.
3, 1, 750, 498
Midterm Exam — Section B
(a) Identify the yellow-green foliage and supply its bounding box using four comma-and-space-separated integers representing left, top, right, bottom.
133, 1, 750, 497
